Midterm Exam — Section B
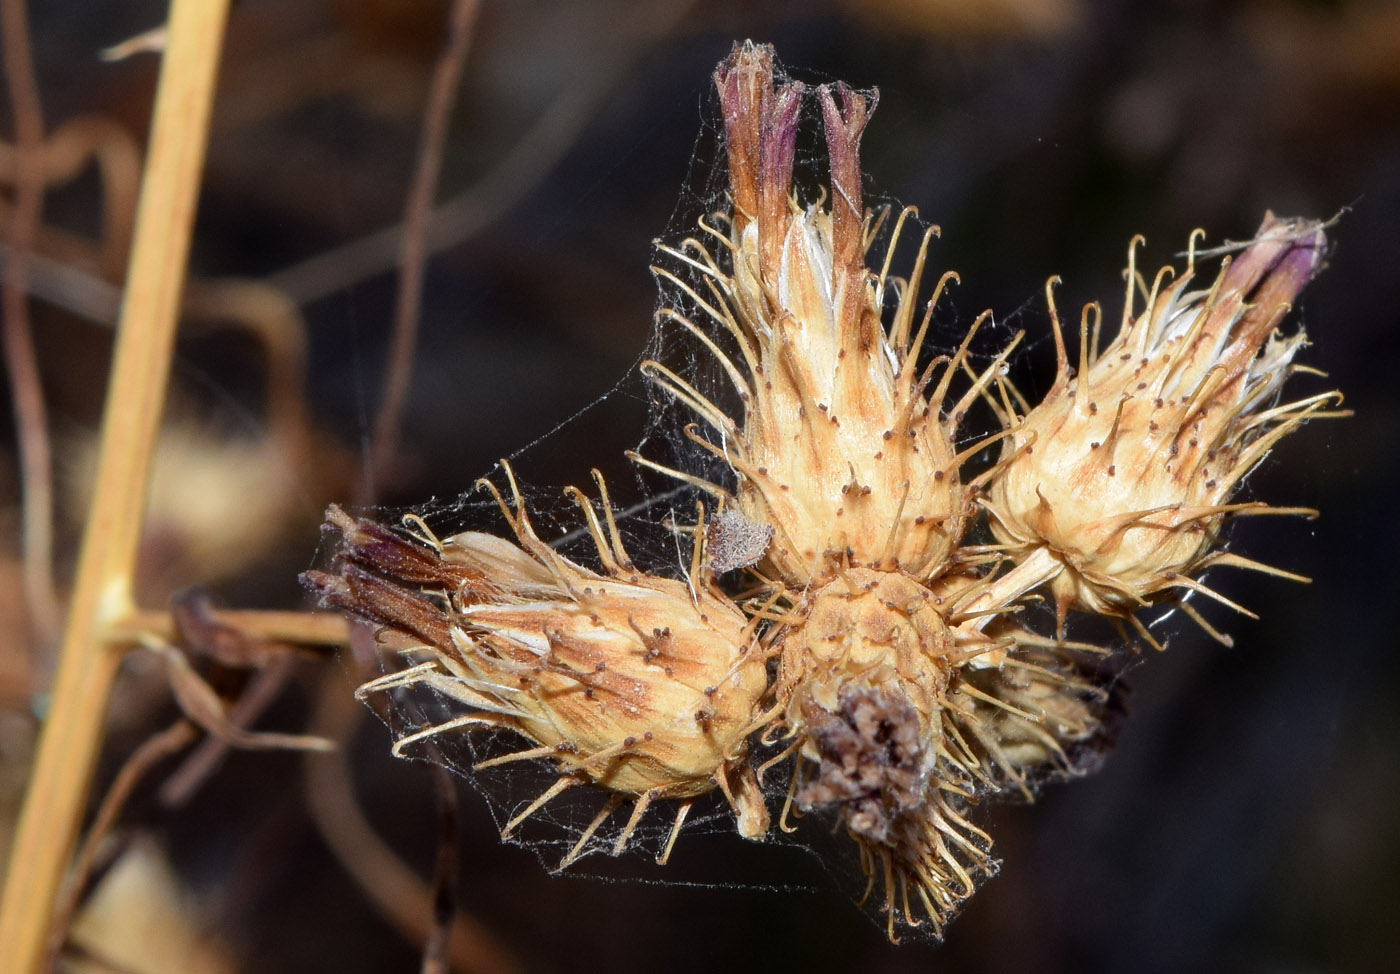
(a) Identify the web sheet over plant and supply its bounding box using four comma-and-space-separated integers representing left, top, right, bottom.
306, 42, 1344, 942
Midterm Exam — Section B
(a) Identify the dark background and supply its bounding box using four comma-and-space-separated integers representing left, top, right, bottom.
4, 0, 1398, 972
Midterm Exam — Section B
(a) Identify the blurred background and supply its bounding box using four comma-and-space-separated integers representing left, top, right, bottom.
2, 0, 1397, 971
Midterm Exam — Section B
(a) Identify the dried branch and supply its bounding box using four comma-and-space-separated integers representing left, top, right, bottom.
148, 640, 331, 752
108, 608, 347, 648
366, 0, 484, 499
0, 115, 142, 277
305, 671, 522, 974
420, 762, 460, 974
157, 654, 298, 808
45, 720, 198, 970
0, 2, 234, 968
1, 0, 61, 659
267, 0, 700, 307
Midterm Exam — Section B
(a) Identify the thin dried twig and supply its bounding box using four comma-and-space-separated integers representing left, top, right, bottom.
0, 3, 233, 968
421, 761, 460, 974
147, 639, 331, 752
45, 720, 199, 970
306, 669, 522, 974
0, 115, 143, 277
45, 609, 323, 962
157, 654, 299, 808
168, 588, 309, 668
1, 0, 61, 658
267, 0, 700, 307
365, 0, 484, 499
0, 238, 120, 322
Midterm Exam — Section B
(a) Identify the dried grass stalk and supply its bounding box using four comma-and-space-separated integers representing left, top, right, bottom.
0, 2, 233, 969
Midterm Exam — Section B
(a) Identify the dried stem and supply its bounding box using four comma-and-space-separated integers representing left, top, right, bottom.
421, 761, 460, 974
157, 653, 299, 808
266, 0, 699, 306
305, 673, 522, 974
0, 2, 233, 969
0, 238, 121, 322
0, 116, 142, 278
366, 0, 483, 499
1, 0, 61, 658
46, 720, 199, 969
108, 607, 346, 648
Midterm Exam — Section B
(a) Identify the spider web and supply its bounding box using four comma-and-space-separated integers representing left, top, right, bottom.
329, 55, 1089, 929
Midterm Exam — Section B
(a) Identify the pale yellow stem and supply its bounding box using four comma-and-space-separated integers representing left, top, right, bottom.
108, 609, 349, 648
953, 546, 1065, 635
0, 2, 231, 970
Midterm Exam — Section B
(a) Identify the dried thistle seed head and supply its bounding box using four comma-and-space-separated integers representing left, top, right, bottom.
773, 569, 999, 934
947, 639, 1123, 793
767, 567, 1125, 938
797, 686, 926, 845
794, 684, 998, 941
644, 42, 1008, 586
303, 38, 1347, 946
983, 214, 1341, 625
442, 536, 770, 805
305, 468, 772, 844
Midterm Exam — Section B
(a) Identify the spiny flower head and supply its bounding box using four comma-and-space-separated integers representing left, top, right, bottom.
305, 465, 771, 859
982, 216, 1342, 632
644, 42, 1013, 587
